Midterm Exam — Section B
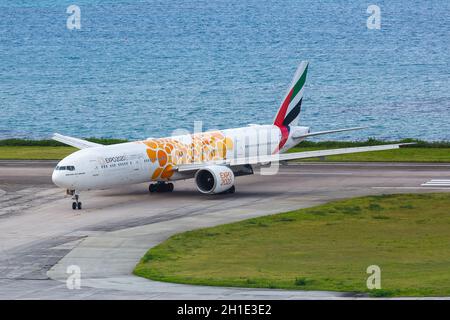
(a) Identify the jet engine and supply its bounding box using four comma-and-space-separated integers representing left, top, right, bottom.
195, 165, 235, 194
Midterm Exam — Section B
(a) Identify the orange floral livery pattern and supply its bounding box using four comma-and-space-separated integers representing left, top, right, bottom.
140, 131, 234, 180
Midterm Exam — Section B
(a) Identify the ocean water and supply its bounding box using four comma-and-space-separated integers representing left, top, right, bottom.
0, 0, 449, 141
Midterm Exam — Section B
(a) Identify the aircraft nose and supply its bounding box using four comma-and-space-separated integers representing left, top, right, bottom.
52, 169, 66, 188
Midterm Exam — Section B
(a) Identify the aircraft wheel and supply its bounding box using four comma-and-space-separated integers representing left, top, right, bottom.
77, 202, 82, 210
72, 202, 77, 210
168, 183, 174, 192
149, 184, 156, 193
157, 183, 167, 193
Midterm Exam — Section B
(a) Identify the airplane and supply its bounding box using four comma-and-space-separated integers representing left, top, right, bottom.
52, 61, 410, 210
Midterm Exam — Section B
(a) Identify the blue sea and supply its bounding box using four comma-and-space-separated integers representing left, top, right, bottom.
0, 0, 449, 141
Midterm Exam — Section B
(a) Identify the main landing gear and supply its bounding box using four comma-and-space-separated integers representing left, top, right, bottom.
149, 182, 174, 193
68, 190, 82, 210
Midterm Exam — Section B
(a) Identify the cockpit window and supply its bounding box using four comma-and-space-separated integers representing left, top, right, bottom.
56, 166, 75, 171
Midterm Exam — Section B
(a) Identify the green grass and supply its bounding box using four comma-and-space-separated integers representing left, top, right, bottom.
288, 147, 450, 162
0, 138, 128, 146
292, 138, 450, 149
134, 193, 450, 297
0, 146, 77, 160
0, 138, 449, 161
287, 138, 450, 162
0, 138, 127, 160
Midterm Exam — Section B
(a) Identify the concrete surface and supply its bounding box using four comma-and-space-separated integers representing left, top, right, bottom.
1, 160, 449, 299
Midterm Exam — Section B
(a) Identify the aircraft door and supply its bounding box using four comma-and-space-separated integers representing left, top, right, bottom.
235, 135, 246, 159
127, 154, 144, 183
91, 159, 100, 177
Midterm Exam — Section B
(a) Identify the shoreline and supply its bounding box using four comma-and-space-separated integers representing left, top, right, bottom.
1, 138, 450, 162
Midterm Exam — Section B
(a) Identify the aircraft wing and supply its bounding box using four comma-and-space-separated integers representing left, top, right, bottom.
52, 133, 103, 149
176, 143, 413, 172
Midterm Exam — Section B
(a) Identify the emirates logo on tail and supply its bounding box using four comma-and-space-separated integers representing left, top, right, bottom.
273, 61, 308, 151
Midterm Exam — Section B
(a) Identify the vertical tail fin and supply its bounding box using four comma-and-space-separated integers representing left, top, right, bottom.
273, 61, 308, 128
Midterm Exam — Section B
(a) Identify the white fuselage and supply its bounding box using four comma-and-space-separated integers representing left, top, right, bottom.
52, 125, 309, 191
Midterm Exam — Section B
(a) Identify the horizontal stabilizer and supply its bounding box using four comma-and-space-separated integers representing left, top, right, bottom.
292, 127, 366, 139
52, 133, 103, 149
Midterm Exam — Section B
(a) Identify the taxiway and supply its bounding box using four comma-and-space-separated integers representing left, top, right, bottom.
0, 160, 449, 299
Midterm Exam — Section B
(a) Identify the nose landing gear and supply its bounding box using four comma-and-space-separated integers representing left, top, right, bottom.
67, 190, 82, 210
149, 182, 174, 193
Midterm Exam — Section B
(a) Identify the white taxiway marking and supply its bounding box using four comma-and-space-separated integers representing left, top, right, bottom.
421, 180, 450, 187
288, 162, 450, 168
277, 172, 354, 175
372, 186, 450, 190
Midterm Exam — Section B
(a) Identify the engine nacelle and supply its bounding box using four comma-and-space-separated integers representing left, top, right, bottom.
195, 165, 235, 194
